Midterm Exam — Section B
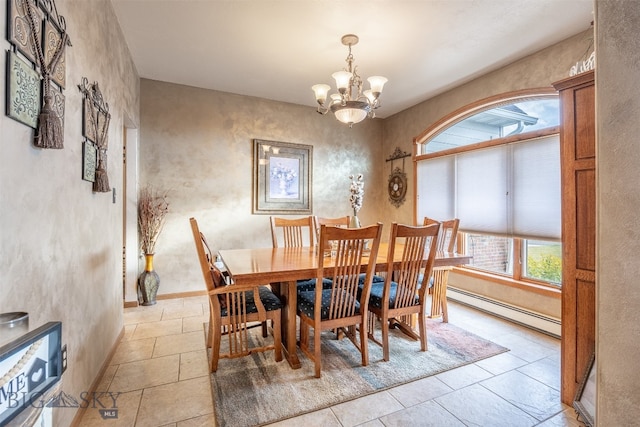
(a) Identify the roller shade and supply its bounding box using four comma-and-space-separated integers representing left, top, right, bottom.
416, 134, 560, 241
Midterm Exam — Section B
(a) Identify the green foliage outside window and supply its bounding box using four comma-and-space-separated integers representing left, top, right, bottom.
527, 254, 562, 284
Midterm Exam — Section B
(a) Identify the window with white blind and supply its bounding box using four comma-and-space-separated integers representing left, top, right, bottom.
417, 134, 561, 241
415, 94, 562, 287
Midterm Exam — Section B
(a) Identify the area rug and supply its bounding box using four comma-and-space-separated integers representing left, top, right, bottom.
209, 319, 508, 427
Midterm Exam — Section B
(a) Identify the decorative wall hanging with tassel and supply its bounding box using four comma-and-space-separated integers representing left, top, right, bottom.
78, 77, 111, 193
6, 0, 72, 149
386, 147, 410, 208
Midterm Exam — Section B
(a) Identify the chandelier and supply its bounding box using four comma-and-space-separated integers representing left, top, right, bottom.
311, 34, 387, 128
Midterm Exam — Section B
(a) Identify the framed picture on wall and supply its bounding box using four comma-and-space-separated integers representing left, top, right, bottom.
252, 139, 312, 214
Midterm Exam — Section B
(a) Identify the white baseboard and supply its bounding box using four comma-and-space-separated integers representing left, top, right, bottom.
447, 287, 561, 338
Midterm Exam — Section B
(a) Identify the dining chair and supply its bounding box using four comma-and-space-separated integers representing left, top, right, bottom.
190, 217, 283, 372
270, 216, 316, 248
423, 217, 460, 253
423, 217, 460, 322
315, 216, 386, 285
297, 222, 383, 378
366, 222, 440, 361
313, 215, 350, 258
271, 215, 332, 293
313, 215, 350, 233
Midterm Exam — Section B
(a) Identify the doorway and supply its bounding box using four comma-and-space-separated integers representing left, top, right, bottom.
123, 125, 139, 306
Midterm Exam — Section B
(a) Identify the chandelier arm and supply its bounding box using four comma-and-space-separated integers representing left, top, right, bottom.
350, 67, 364, 101
316, 106, 328, 115
355, 93, 383, 111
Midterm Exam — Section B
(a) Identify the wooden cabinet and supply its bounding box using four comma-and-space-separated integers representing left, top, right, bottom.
553, 70, 595, 405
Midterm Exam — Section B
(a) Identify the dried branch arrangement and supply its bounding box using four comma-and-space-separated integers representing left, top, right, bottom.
349, 173, 364, 214
138, 186, 169, 255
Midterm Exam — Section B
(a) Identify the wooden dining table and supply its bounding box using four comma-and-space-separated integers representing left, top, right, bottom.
218, 243, 471, 369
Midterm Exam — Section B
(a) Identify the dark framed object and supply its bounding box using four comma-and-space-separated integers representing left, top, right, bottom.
82, 96, 97, 142
49, 83, 65, 127
388, 167, 407, 207
44, 19, 66, 89
573, 351, 596, 427
78, 77, 111, 192
7, 0, 43, 64
6, 50, 41, 128
6, 0, 70, 148
83, 141, 97, 182
0, 322, 63, 426
253, 139, 312, 214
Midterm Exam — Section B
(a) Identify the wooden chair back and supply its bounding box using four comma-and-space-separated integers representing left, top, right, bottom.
297, 222, 383, 377
422, 217, 460, 323
314, 216, 351, 253
383, 223, 440, 310
368, 222, 440, 360
270, 216, 315, 248
190, 217, 282, 371
317, 223, 383, 320
314, 215, 350, 230
423, 217, 460, 252
190, 217, 218, 293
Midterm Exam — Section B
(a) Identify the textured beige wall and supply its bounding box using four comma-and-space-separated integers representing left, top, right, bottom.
139, 80, 383, 298
380, 29, 592, 318
382, 28, 593, 225
140, 29, 594, 311
596, 1, 640, 424
0, 0, 635, 423
0, 0, 139, 425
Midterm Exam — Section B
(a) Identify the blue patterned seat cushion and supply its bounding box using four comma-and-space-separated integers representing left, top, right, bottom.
220, 285, 282, 316
417, 273, 434, 288
320, 273, 384, 289
357, 273, 386, 285
297, 289, 361, 319
296, 277, 334, 292
367, 281, 420, 309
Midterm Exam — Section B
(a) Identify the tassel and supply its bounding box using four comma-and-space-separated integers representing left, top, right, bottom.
93, 167, 110, 193
34, 95, 64, 149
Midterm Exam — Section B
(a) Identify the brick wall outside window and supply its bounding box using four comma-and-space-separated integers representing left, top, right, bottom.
466, 234, 511, 274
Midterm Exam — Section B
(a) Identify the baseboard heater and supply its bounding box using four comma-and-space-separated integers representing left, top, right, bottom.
447, 287, 561, 338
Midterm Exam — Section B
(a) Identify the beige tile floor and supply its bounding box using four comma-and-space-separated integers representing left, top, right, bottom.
79, 296, 586, 427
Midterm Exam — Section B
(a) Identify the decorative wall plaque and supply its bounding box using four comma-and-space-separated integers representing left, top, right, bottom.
5, 0, 71, 148
44, 19, 66, 88
388, 167, 408, 207
78, 77, 111, 192
6, 50, 41, 128
49, 83, 65, 128
7, 0, 42, 65
83, 141, 97, 182
386, 147, 411, 208
82, 97, 97, 142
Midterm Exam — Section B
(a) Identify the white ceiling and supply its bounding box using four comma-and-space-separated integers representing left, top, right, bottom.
110, 0, 594, 118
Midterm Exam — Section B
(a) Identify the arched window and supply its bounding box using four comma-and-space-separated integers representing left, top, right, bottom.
414, 89, 562, 287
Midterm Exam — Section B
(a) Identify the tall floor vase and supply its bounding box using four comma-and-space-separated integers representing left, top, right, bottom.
138, 254, 160, 306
